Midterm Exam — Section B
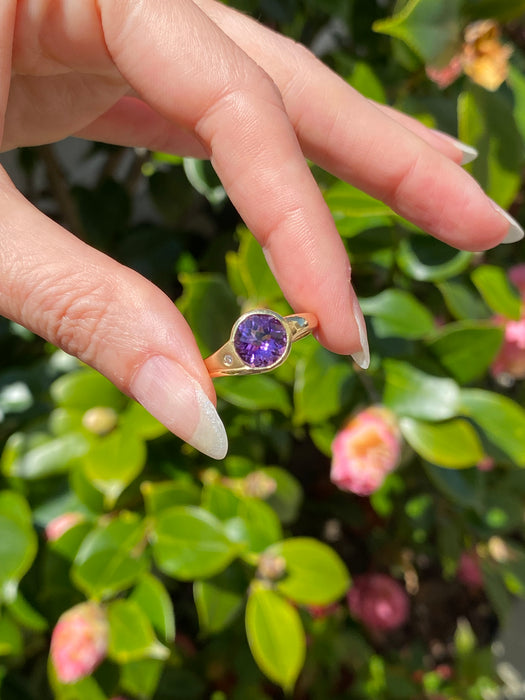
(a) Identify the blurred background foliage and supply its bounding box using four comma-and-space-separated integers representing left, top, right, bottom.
1, 0, 525, 698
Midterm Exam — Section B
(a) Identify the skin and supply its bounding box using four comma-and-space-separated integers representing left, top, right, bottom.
0, 0, 514, 454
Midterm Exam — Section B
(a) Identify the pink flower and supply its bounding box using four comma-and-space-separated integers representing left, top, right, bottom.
331, 407, 401, 496
476, 456, 495, 472
509, 264, 525, 296
50, 602, 109, 684
45, 512, 84, 542
307, 603, 340, 619
347, 574, 409, 632
491, 265, 525, 380
457, 551, 483, 589
426, 55, 463, 88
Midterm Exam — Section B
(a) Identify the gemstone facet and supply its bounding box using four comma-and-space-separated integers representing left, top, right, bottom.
233, 313, 288, 368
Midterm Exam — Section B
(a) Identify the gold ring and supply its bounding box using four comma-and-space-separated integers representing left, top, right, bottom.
204, 308, 318, 377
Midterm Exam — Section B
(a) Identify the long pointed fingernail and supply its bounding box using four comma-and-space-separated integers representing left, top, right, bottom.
490, 201, 525, 244
432, 131, 479, 165
131, 355, 228, 459
350, 295, 370, 370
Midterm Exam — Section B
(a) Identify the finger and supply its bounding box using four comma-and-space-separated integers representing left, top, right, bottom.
76, 95, 208, 158
192, 0, 516, 251
98, 0, 365, 358
0, 168, 227, 459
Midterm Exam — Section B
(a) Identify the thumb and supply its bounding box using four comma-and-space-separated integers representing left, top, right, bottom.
0, 169, 227, 459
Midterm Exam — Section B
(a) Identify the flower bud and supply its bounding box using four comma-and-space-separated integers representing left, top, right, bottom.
50, 602, 109, 684
331, 407, 401, 496
45, 512, 84, 542
347, 573, 409, 632
82, 406, 118, 435
457, 550, 483, 589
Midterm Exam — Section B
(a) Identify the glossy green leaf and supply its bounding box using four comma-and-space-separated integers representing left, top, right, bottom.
373, 0, 462, 66
325, 181, 393, 237
216, 374, 292, 415
121, 658, 164, 699
48, 521, 93, 561
0, 492, 37, 602
0, 380, 32, 414
194, 562, 248, 634
201, 483, 240, 520
437, 280, 491, 321
426, 321, 504, 383
226, 227, 282, 305
460, 389, 525, 466
294, 345, 354, 424
7, 591, 48, 632
225, 498, 283, 554
424, 463, 483, 510
400, 417, 484, 468
108, 599, 169, 663
0, 614, 23, 657
121, 401, 168, 440
50, 368, 125, 411
130, 574, 175, 643
509, 65, 525, 145
458, 86, 523, 208
360, 289, 435, 339
471, 265, 522, 320
51, 673, 107, 700
82, 428, 147, 506
383, 360, 460, 421
262, 467, 303, 525
2, 432, 89, 479
348, 61, 387, 103
72, 512, 149, 599
177, 273, 239, 356
152, 506, 237, 580
396, 236, 473, 282
269, 538, 350, 606
142, 479, 201, 515
245, 583, 306, 693
463, 0, 525, 21
183, 157, 226, 205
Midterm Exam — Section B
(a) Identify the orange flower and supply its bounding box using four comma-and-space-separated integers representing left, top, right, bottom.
461, 20, 513, 91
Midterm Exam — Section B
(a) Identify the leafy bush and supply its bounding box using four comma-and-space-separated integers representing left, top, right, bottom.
1, 0, 525, 698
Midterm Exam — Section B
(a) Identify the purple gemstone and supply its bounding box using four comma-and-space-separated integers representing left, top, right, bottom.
234, 313, 288, 368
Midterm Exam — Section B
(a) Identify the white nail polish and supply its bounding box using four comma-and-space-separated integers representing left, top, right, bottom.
131, 355, 228, 460
350, 296, 370, 370
490, 201, 525, 244
431, 131, 479, 165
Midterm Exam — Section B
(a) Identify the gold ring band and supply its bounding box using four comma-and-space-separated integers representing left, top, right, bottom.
204, 308, 318, 377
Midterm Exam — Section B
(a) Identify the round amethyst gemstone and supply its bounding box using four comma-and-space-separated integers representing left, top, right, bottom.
234, 313, 288, 368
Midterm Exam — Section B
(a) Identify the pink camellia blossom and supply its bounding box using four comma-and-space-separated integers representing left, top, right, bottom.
50, 602, 109, 684
457, 550, 483, 590
347, 573, 409, 632
45, 512, 84, 542
491, 264, 525, 381
331, 407, 401, 496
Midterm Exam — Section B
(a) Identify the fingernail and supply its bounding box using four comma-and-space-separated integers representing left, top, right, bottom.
432, 131, 479, 165
350, 295, 370, 370
490, 201, 525, 244
131, 355, 228, 460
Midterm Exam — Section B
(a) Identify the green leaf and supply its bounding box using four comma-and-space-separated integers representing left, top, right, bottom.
183, 158, 226, 205
426, 321, 504, 383
130, 574, 175, 643
0, 492, 37, 602
177, 273, 239, 356
50, 368, 125, 411
7, 590, 48, 632
262, 467, 303, 525
121, 401, 168, 440
2, 432, 89, 479
225, 498, 283, 554
360, 289, 435, 339
121, 658, 164, 699
268, 538, 350, 606
460, 389, 525, 466
245, 583, 306, 693
437, 280, 491, 320
324, 181, 394, 237
383, 360, 460, 421
471, 265, 522, 320
509, 65, 525, 145
194, 562, 248, 634
373, 0, 462, 67
216, 375, 292, 415
0, 613, 23, 657
348, 62, 387, 103
0, 380, 32, 414
151, 506, 237, 580
463, 0, 525, 22
396, 236, 473, 282
72, 512, 149, 599
458, 86, 523, 208
48, 521, 93, 561
142, 479, 201, 515
424, 463, 483, 509
82, 428, 147, 506
226, 227, 282, 305
108, 599, 169, 663
400, 417, 484, 468
293, 345, 354, 424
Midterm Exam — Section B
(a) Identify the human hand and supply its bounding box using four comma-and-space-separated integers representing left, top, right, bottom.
1, 0, 522, 459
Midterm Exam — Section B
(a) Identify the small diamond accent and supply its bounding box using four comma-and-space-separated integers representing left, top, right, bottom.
223, 354, 233, 366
